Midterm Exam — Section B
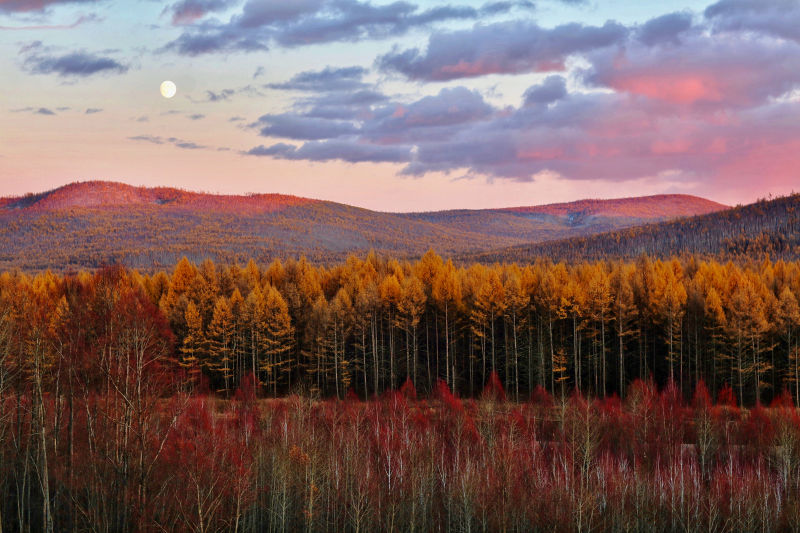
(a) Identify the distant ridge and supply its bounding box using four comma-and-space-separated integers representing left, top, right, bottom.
1, 181, 726, 217
0, 181, 730, 271
501, 194, 725, 219
0, 181, 316, 212
469, 194, 800, 263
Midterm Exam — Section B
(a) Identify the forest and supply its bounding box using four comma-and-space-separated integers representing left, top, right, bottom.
3, 251, 800, 531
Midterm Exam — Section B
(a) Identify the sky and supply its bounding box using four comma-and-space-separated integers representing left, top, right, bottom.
1, 0, 799, 211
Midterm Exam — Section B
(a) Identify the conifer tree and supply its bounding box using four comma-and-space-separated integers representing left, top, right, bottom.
180, 301, 205, 384
208, 297, 235, 392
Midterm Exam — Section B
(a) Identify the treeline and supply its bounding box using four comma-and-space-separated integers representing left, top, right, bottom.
3, 251, 800, 406
473, 193, 800, 263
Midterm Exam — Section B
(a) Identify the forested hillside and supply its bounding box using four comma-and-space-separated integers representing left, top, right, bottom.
0, 181, 726, 270
473, 194, 800, 263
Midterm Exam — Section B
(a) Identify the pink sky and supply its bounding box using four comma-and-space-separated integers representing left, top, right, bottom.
2, 0, 799, 211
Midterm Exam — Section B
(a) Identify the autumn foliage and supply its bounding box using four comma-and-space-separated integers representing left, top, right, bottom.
3, 253, 800, 530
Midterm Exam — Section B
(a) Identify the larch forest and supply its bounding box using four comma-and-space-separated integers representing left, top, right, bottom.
4, 249, 800, 531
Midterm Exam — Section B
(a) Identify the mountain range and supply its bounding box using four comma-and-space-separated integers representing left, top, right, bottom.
0, 181, 729, 270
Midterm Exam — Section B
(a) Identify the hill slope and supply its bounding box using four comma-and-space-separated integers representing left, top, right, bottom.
470, 194, 800, 263
0, 181, 727, 270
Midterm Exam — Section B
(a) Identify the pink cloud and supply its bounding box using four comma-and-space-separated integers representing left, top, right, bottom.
585, 34, 800, 108
612, 74, 723, 104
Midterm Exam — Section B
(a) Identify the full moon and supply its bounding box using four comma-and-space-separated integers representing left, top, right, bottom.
160, 80, 177, 99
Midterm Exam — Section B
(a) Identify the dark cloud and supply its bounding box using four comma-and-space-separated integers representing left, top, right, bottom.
85, 108, 103, 114
705, 0, 800, 42
188, 113, 205, 120
36, 107, 56, 115
268, 66, 368, 92
523, 75, 567, 106
165, 0, 235, 25
378, 20, 628, 81
163, 0, 533, 55
23, 51, 128, 77
637, 12, 693, 46
0, 0, 98, 13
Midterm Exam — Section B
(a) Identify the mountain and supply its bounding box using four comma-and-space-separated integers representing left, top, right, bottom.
470, 194, 800, 263
399, 194, 725, 242
0, 181, 315, 212
0, 181, 727, 271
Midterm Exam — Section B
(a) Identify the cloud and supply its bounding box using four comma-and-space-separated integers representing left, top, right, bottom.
189, 84, 264, 103
366, 87, 493, 139
637, 11, 693, 46
242, 54, 800, 192
247, 141, 410, 163
303, 90, 388, 119
129, 135, 164, 144
705, 0, 800, 43
582, 32, 800, 107
204, 89, 234, 101
164, 27, 268, 55
11, 106, 57, 115
165, 0, 235, 25
129, 135, 208, 150
523, 75, 567, 106
162, 0, 532, 55
237, 0, 324, 27
0, 14, 101, 30
253, 114, 361, 140
481, 1, 535, 15
0, 0, 98, 13
23, 50, 128, 77
188, 113, 205, 120
377, 20, 627, 81
85, 108, 103, 114
267, 66, 368, 92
